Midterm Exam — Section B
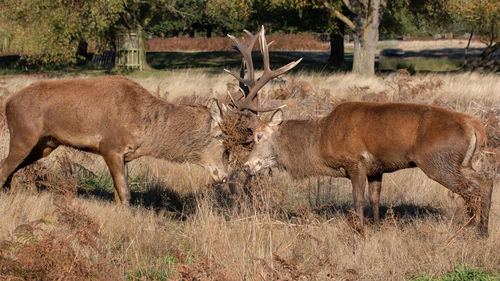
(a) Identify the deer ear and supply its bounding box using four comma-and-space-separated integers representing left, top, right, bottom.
209, 98, 223, 125
269, 109, 283, 127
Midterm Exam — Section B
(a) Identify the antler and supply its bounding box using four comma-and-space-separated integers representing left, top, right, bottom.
225, 26, 302, 114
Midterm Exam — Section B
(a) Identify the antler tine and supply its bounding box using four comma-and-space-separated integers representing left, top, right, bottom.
242, 26, 302, 108
226, 30, 260, 89
260, 26, 271, 72
225, 26, 301, 114
242, 104, 288, 114
224, 68, 250, 86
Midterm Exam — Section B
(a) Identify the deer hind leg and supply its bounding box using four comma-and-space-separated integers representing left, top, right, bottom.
102, 152, 130, 205
347, 163, 368, 230
419, 159, 492, 236
0, 134, 57, 189
459, 167, 492, 236
368, 174, 383, 224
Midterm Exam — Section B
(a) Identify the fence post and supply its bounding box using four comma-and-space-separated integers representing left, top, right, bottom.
116, 26, 145, 70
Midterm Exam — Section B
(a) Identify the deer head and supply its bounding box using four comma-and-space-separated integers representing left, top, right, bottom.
243, 109, 283, 175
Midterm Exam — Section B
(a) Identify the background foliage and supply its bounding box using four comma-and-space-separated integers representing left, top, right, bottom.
0, 0, 498, 66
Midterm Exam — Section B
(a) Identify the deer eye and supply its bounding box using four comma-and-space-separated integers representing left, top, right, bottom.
256, 133, 263, 142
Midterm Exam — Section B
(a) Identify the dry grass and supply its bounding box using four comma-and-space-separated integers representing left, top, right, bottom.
0, 72, 499, 280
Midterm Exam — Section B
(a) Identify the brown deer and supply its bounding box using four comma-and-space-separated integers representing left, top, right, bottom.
224, 27, 492, 235
243, 104, 493, 235
0, 76, 228, 204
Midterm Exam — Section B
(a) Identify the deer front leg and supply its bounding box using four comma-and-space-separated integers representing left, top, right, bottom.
368, 174, 383, 224
348, 164, 368, 231
102, 152, 131, 205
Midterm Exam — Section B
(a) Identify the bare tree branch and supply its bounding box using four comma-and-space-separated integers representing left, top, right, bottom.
325, 2, 357, 31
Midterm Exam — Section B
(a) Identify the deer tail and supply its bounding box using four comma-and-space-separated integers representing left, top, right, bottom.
461, 117, 486, 167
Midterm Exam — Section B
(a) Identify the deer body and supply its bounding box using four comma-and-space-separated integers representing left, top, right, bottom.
1, 76, 228, 204
245, 102, 493, 235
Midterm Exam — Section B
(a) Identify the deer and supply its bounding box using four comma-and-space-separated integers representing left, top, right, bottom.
243, 105, 493, 235
226, 29, 493, 236
0, 75, 229, 204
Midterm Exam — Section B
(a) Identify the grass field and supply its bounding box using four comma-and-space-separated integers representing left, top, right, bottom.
0, 70, 499, 280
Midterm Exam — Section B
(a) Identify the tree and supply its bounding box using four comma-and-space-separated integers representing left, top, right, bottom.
327, 0, 386, 75
0, 0, 178, 66
451, 0, 498, 47
0, 0, 123, 64
450, 0, 499, 71
251, 0, 345, 66
205, 0, 254, 35
147, 0, 254, 38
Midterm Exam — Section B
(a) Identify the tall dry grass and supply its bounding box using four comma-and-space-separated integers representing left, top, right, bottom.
0, 72, 499, 280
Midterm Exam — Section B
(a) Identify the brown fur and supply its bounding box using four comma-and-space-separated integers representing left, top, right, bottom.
245, 102, 493, 235
0, 76, 228, 204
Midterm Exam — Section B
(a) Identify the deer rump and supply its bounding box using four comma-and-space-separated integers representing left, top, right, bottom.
247, 102, 493, 235
0, 76, 227, 204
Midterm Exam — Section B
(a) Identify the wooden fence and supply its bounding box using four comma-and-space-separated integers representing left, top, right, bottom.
0, 34, 19, 54
116, 28, 145, 70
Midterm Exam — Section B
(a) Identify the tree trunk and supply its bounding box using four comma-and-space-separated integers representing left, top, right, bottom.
76, 39, 88, 65
207, 26, 213, 38
464, 42, 499, 72
333, 0, 384, 75
352, 23, 378, 75
328, 20, 345, 66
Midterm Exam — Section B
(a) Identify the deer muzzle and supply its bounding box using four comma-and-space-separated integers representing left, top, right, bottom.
243, 160, 263, 176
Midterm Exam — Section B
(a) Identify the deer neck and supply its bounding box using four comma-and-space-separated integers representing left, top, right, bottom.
275, 118, 332, 178
143, 103, 212, 163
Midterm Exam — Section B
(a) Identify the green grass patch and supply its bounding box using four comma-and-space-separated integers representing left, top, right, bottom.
126, 250, 195, 280
78, 172, 148, 193
78, 173, 114, 193
411, 264, 499, 281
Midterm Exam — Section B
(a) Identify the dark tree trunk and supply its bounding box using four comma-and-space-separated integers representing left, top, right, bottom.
328, 20, 345, 66
207, 26, 213, 38
76, 39, 88, 65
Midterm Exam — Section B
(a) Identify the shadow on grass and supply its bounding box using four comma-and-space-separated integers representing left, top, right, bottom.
147, 50, 351, 73
4, 48, 480, 75
76, 177, 444, 224
76, 181, 238, 220
1, 51, 351, 76
380, 47, 487, 59
314, 202, 443, 223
